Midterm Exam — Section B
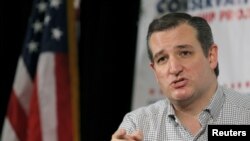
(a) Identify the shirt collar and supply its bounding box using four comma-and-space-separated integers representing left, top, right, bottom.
205, 85, 225, 120
166, 100, 177, 124
167, 100, 175, 117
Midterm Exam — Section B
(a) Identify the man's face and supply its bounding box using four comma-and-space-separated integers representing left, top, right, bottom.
149, 24, 218, 105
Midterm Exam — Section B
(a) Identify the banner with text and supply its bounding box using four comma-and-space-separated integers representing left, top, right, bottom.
132, 0, 250, 110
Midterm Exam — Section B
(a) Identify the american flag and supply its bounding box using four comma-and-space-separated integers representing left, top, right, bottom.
1, 0, 80, 141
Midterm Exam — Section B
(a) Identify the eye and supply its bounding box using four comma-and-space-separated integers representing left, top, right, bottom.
157, 56, 167, 64
179, 51, 192, 57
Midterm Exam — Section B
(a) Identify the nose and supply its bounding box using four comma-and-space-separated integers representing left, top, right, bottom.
168, 57, 183, 76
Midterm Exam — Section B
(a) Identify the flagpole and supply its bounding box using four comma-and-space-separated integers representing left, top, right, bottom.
67, 0, 80, 141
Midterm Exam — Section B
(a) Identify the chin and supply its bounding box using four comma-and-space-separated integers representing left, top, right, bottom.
172, 90, 192, 101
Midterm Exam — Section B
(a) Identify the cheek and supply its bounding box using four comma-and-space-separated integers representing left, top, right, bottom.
154, 67, 172, 85
155, 71, 165, 84
154, 65, 169, 78
188, 59, 210, 79
156, 69, 165, 77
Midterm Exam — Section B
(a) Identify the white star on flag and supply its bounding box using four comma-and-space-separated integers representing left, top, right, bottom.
50, 0, 62, 9
28, 40, 38, 53
33, 20, 43, 33
44, 15, 51, 25
37, 1, 47, 13
52, 27, 63, 40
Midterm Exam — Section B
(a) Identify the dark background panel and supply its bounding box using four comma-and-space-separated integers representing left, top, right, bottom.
1, 0, 140, 141
80, 1, 140, 140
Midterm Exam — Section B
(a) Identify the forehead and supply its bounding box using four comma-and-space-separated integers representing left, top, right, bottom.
149, 24, 201, 53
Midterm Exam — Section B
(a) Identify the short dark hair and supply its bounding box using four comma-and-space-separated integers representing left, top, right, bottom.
146, 12, 219, 77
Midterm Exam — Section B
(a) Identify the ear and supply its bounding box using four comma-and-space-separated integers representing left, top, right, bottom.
150, 62, 155, 70
208, 44, 218, 70
150, 62, 159, 83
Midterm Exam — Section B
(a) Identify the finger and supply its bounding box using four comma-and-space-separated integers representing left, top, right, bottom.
130, 130, 143, 141
111, 128, 127, 139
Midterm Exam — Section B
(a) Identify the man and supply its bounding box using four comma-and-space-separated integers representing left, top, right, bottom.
111, 12, 250, 141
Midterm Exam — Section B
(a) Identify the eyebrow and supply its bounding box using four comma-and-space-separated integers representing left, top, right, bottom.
176, 44, 193, 49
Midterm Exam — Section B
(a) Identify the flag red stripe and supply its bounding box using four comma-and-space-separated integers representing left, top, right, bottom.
27, 78, 42, 141
7, 90, 28, 141
56, 53, 73, 141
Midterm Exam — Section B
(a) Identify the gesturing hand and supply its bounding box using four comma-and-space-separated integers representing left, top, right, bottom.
111, 128, 143, 141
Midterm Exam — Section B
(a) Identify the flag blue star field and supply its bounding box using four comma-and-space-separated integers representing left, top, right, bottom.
1, 0, 80, 141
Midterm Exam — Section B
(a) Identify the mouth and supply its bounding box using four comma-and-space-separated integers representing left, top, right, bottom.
171, 78, 188, 89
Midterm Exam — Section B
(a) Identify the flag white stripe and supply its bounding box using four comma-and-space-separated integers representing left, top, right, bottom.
38, 53, 58, 141
1, 118, 18, 141
13, 57, 33, 114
